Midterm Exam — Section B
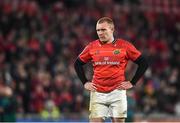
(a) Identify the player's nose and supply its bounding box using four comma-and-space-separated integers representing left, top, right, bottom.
98, 31, 104, 35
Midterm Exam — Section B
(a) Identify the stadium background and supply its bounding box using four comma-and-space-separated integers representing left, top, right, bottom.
0, 0, 179, 122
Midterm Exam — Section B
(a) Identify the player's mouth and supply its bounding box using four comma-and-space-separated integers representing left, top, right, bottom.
99, 36, 105, 39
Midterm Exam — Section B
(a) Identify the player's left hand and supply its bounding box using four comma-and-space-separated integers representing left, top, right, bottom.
116, 81, 133, 90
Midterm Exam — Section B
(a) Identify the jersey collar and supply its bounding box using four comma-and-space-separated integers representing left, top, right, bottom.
98, 38, 117, 45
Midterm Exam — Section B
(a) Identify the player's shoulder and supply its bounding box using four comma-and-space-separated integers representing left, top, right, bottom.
116, 38, 130, 44
88, 39, 100, 46
91, 39, 100, 44
116, 38, 132, 46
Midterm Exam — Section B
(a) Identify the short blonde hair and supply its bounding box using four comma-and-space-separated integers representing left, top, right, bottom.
97, 17, 114, 29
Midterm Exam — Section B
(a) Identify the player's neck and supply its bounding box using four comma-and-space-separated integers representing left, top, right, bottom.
108, 37, 114, 43
102, 37, 114, 44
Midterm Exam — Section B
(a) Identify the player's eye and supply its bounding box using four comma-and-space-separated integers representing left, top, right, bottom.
96, 29, 106, 32
101, 29, 106, 31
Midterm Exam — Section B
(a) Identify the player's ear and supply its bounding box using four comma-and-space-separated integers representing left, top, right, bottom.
110, 25, 115, 31
111, 27, 115, 32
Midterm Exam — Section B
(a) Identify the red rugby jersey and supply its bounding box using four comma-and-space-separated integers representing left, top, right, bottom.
78, 39, 141, 92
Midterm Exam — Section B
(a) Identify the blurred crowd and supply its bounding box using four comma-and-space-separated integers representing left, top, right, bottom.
0, 0, 180, 120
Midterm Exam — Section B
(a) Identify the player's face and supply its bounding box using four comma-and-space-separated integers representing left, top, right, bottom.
96, 22, 114, 43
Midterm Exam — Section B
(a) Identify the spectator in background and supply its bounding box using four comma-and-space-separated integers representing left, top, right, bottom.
0, 72, 16, 122
40, 99, 60, 121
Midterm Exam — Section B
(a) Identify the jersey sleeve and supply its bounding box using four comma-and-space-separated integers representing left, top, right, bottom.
125, 41, 141, 61
78, 43, 92, 63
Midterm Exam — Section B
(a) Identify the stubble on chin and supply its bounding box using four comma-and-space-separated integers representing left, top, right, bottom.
100, 39, 108, 44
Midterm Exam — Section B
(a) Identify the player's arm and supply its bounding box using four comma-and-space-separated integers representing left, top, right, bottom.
74, 58, 97, 91
117, 40, 148, 90
117, 55, 148, 90
130, 55, 148, 85
74, 58, 88, 85
125, 41, 149, 86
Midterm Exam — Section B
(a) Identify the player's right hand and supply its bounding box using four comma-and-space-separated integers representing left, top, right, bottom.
116, 81, 133, 90
84, 82, 97, 92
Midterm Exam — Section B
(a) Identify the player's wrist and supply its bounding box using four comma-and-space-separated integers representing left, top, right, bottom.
129, 81, 135, 87
129, 80, 136, 86
84, 81, 90, 87
84, 81, 90, 84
